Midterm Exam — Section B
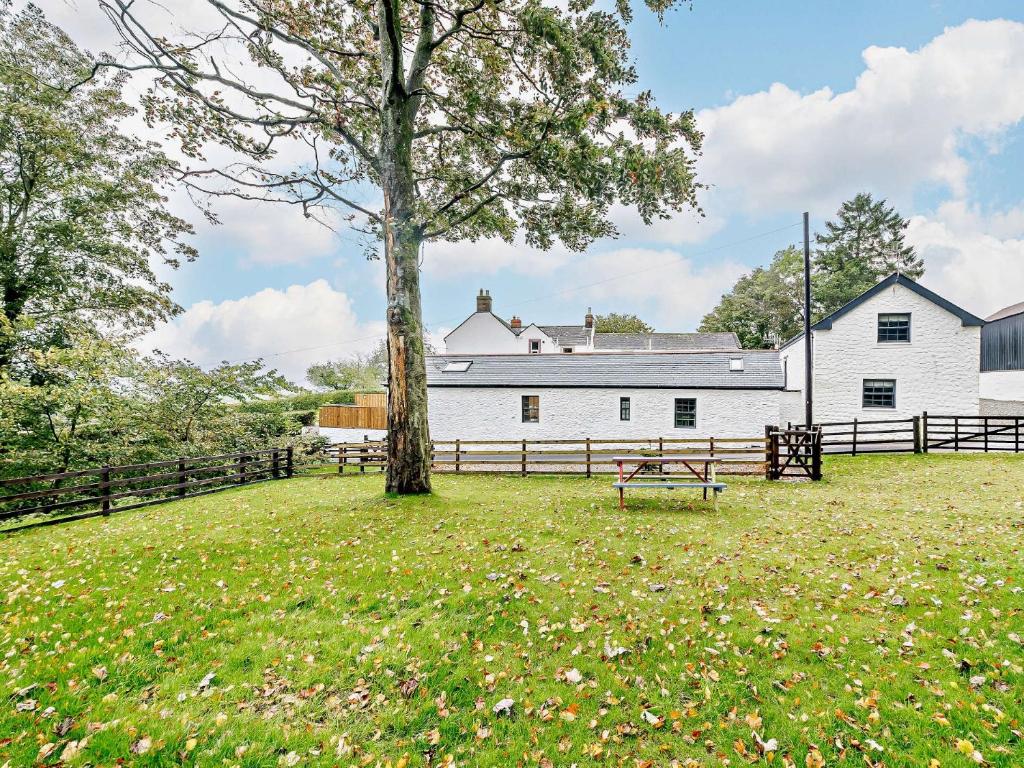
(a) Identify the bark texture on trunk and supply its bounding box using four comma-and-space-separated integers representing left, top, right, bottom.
379, 9, 432, 493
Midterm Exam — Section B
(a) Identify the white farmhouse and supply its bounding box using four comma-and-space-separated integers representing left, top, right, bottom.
425, 351, 782, 440
779, 273, 985, 424
444, 289, 740, 355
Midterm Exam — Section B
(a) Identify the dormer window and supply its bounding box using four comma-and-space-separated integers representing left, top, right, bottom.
529, 339, 541, 354
878, 313, 910, 343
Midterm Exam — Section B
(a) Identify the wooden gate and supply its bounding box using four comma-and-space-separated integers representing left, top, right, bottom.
768, 428, 822, 480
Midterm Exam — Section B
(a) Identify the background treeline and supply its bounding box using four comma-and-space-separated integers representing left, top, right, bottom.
700, 193, 923, 348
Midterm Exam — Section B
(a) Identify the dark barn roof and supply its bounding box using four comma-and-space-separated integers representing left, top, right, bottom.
426, 351, 783, 389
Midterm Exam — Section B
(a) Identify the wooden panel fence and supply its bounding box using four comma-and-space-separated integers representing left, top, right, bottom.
354, 392, 386, 408
319, 404, 387, 430
332, 435, 771, 477
0, 448, 293, 533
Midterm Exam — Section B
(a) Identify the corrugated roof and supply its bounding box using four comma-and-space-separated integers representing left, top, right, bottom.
986, 301, 1024, 323
593, 332, 740, 351
426, 351, 783, 389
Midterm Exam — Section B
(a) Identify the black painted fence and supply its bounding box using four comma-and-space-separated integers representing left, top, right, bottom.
0, 448, 293, 533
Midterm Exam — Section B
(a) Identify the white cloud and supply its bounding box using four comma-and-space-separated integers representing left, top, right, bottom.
199, 198, 346, 265
564, 248, 748, 331
909, 213, 1024, 319
698, 19, 1024, 213
423, 236, 574, 276
139, 280, 385, 383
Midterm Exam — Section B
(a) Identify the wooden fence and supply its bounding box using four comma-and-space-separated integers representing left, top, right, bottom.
812, 417, 920, 455
319, 404, 387, 430
332, 435, 772, 477
0, 448, 293, 532
922, 413, 1024, 453
354, 392, 386, 408
789, 413, 1024, 455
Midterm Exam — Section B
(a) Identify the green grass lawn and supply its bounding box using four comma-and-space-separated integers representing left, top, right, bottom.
1, 455, 1022, 767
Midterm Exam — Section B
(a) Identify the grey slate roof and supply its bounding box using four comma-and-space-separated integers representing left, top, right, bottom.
593, 332, 740, 351
537, 325, 591, 345
427, 351, 783, 389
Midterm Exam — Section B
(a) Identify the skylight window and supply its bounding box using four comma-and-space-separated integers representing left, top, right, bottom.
729, 357, 744, 371
442, 361, 472, 372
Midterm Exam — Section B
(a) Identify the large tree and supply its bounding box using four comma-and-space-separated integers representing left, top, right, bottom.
95, 0, 703, 493
699, 246, 804, 348
593, 312, 654, 334
702, 194, 922, 348
814, 192, 923, 311
0, 5, 194, 375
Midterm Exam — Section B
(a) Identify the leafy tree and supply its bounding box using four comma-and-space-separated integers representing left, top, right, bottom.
593, 313, 654, 334
0, 335, 148, 476
702, 195, 922, 348
97, 0, 704, 493
814, 193, 923, 312
699, 246, 804, 349
0, 337, 309, 478
140, 354, 292, 445
306, 341, 389, 392
0, 5, 195, 375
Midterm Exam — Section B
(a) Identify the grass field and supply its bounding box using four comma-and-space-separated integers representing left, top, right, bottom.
1, 455, 1022, 767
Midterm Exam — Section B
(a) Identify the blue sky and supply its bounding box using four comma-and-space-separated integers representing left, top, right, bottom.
39, 0, 1024, 381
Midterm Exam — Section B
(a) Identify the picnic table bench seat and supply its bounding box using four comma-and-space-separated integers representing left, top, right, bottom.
613, 455, 727, 510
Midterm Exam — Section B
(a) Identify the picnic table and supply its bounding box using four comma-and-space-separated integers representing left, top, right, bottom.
612, 455, 726, 510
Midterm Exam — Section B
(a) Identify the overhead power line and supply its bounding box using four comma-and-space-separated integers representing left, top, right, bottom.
246, 220, 805, 363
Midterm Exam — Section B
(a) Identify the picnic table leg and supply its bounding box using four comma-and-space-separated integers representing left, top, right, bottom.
617, 461, 625, 510
703, 461, 709, 500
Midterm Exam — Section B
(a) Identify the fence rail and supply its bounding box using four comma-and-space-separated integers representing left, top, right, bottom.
0, 448, 293, 532
923, 413, 1024, 453
332, 435, 772, 477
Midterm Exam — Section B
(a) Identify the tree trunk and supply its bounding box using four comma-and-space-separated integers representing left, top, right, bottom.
381, 99, 432, 494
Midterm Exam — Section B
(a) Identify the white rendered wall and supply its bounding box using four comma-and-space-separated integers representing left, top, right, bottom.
427, 386, 780, 440
980, 371, 1024, 403
809, 283, 980, 421
444, 313, 522, 354
317, 427, 388, 442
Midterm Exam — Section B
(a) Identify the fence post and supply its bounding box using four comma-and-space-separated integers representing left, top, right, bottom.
709, 436, 715, 459
954, 416, 960, 452
521, 439, 527, 477
851, 418, 858, 457
811, 430, 822, 481
238, 454, 248, 484
286, 446, 294, 478
99, 466, 111, 516
658, 437, 664, 460
922, 411, 929, 453
455, 438, 461, 474
272, 450, 280, 479
983, 416, 989, 453
1017, 417, 1021, 454
360, 435, 367, 474
585, 437, 591, 479
178, 457, 188, 496
912, 417, 921, 454
764, 425, 774, 480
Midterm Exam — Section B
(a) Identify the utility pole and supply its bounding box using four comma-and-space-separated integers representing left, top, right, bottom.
803, 211, 813, 429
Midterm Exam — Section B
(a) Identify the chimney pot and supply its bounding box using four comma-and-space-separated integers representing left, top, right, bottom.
510, 316, 522, 329
584, 306, 594, 329
476, 289, 493, 313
